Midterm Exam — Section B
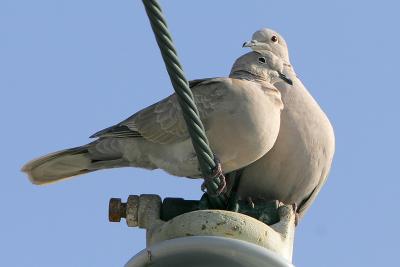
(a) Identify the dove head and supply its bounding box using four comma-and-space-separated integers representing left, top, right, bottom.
229, 52, 282, 83
243, 28, 290, 64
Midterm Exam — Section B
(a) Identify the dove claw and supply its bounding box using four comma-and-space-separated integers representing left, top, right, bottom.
246, 197, 255, 209
291, 203, 299, 226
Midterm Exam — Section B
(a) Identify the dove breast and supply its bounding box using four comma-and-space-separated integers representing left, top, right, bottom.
200, 78, 284, 175
237, 76, 335, 218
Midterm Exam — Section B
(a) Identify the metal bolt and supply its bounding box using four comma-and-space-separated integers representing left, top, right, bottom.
109, 198, 127, 222
109, 195, 140, 227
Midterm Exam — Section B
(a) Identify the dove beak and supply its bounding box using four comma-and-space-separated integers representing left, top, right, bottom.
242, 40, 256, 48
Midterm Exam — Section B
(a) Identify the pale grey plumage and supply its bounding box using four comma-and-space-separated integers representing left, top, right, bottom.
238, 28, 335, 218
22, 53, 284, 185
22, 28, 335, 222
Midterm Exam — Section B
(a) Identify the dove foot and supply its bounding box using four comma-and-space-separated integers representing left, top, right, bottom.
246, 197, 255, 209
203, 195, 280, 225
291, 203, 299, 226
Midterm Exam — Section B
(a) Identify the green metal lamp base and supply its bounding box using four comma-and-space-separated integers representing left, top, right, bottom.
160, 195, 279, 225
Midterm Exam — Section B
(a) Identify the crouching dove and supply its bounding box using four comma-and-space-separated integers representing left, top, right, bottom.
22, 52, 290, 185
238, 28, 335, 220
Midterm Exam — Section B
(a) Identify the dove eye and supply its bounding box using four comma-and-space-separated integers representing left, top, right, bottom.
271, 36, 278, 42
258, 57, 266, 64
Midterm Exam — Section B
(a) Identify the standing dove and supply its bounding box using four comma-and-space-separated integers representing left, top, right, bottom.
22, 52, 287, 185
238, 28, 335, 219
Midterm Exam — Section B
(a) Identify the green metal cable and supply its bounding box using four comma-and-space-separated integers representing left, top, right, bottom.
141, 0, 227, 208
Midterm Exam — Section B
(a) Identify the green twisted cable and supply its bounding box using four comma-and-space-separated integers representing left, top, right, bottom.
142, 0, 227, 208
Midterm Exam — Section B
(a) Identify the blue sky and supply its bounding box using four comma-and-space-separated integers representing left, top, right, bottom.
1, 0, 400, 266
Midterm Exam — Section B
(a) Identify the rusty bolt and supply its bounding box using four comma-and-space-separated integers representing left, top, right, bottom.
108, 195, 158, 227
109, 196, 140, 226
109, 198, 127, 222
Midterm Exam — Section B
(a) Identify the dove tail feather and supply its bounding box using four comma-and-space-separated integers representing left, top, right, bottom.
21, 146, 93, 185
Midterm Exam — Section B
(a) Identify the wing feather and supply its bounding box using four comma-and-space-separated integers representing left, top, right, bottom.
91, 78, 228, 144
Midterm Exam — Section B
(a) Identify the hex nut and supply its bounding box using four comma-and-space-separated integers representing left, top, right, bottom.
137, 194, 162, 228
126, 195, 140, 227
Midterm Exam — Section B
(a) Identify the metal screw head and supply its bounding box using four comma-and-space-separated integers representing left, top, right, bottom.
109, 198, 126, 222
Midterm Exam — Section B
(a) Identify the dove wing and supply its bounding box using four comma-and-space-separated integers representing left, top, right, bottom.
91, 78, 228, 144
